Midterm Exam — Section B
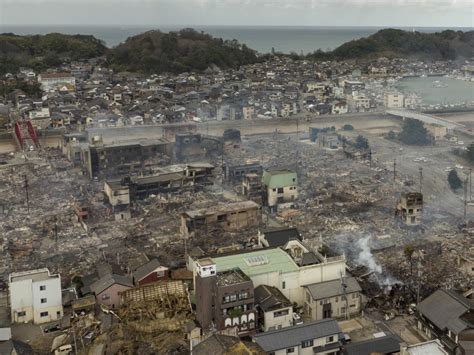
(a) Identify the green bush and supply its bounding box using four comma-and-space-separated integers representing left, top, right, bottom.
448, 170, 463, 190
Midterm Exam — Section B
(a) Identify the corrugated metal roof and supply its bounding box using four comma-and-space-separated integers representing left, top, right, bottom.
253, 319, 341, 352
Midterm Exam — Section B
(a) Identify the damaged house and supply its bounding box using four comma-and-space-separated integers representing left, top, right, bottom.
180, 201, 261, 237
396, 192, 423, 225
262, 169, 298, 210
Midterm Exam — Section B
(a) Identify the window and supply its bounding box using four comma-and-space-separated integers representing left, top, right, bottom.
41, 298, 47, 303
326, 335, 335, 343
272, 188, 276, 192
282, 281, 286, 289
40, 285, 46, 291
230, 294, 237, 302
239, 292, 248, 300
273, 309, 289, 317
40, 311, 48, 317
277, 187, 284, 193
17, 311, 26, 317
101, 294, 110, 300
302, 340, 314, 348
335, 296, 338, 302
286, 348, 295, 353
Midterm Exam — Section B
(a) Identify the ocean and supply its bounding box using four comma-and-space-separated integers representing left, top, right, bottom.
1, 25, 472, 54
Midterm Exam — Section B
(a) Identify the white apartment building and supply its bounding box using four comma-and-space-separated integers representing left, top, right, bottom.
9, 268, 63, 324
384, 92, 405, 108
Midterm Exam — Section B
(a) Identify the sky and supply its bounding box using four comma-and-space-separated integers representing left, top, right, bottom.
0, 0, 473, 28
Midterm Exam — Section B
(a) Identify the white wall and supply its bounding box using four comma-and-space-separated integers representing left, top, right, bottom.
264, 307, 293, 331
10, 274, 63, 324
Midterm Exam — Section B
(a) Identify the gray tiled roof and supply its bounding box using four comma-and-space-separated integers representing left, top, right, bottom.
253, 319, 341, 352
89, 274, 133, 295
263, 227, 301, 247
343, 335, 400, 355
417, 289, 474, 334
255, 285, 292, 312
305, 277, 362, 300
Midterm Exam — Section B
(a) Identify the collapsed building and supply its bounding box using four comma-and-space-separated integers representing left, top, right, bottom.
104, 163, 215, 220
66, 134, 173, 179
242, 173, 263, 205
395, 192, 423, 225
173, 133, 206, 163
224, 162, 263, 182
180, 201, 261, 237
223, 129, 241, 149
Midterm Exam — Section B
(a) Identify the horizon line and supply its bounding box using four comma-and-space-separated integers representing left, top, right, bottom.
1, 24, 473, 29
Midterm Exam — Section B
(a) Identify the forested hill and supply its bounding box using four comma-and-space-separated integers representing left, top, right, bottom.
308, 29, 474, 61
107, 28, 261, 73
0, 33, 108, 74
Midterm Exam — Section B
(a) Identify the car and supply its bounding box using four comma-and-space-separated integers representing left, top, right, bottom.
456, 164, 464, 169
43, 323, 60, 333
292, 312, 303, 325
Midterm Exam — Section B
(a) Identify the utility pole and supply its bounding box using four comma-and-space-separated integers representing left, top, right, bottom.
295, 117, 299, 173
419, 167, 423, 194
464, 176, 468, 221
470, 168, 472, 201
393, 159, 396, 182
24, 174, 30, 214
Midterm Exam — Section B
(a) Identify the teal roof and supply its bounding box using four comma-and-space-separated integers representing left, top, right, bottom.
213, 248, 298, 276
262, 170, 297, 189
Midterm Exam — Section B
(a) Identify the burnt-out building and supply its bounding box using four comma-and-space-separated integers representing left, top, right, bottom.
104, 163, 215, 207
195, 259, 257, 336
396, 192, 423, 225
180, 201, 261, 237
173, 133, 206, 163
82, 138, 172, 179
223, 129, 241, 149
242, 173, 263, 205
162, 122, 197, 141
224, 162, 263, 182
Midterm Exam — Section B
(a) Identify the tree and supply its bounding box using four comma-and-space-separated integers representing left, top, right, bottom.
342, 124, 354, 131
448, 169, 462, 190
355, 135, 369, 149
398, 118, 431, 145
387, 130, 397, 140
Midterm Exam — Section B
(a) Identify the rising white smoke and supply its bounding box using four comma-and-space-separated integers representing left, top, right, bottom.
356, 236, 398, 286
